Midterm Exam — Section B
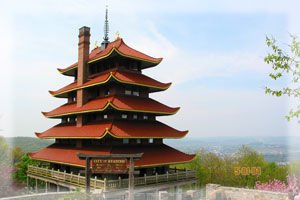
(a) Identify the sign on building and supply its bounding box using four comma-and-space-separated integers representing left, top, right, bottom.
92, 158, 127, 174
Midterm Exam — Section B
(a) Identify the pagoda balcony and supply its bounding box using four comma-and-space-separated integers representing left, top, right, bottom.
27, 165, 197, 192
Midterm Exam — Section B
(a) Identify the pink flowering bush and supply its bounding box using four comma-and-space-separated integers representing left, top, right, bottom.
255, 179, 287, 192
0, 166, 24, 198
287, 174, 299, 198
295, 196, 300, 200
255, 174, 299, 200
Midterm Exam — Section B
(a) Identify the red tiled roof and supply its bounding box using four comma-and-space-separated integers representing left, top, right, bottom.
42, 96, 179, 118
113, 71, 170, 88
28, 144, 195, 168
58, 39, 162, 74
49, 70, 171, 97
35, 120, 188, 139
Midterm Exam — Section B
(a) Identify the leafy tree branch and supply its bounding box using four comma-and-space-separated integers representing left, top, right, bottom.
265, 34, 300, 121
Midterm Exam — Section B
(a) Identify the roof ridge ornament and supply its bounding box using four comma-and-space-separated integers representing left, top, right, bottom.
94, 40, 98, 49
115, 31, 121, 41
101, 5, 110, 50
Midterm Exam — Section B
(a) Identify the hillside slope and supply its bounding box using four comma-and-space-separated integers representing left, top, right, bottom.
6, 137, 54, 153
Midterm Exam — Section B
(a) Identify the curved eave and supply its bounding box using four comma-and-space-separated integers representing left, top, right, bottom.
28, 156, 196, 168
137, 155, 196, 168
28, 148, 196, 168
50, 72, 171, 98
28, 153, 85, 168
42, 101, 180, 118
57, 65, 77, 76
88, 46, 163, 66
50, 74, 111, 97
48, 90, 55, 96
58, 47, 163, 76
111, 73, 171, 92
36, 129, 188, 139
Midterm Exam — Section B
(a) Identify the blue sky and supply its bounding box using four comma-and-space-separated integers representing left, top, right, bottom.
1, 0, 300, 138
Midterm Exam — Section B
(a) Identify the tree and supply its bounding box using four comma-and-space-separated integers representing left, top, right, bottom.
0, 137, 25, 197
0, 136, 12, 166
264, 35, 300, 121
236, 145, 265, 166
12, 153, 39, 184
12, 146, 25, 165
175, 145, 288, 188
235, 145, 266, 187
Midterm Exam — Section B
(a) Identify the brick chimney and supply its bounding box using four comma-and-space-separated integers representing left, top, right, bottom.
77, 26, 90, 127
77, 26, 90, 86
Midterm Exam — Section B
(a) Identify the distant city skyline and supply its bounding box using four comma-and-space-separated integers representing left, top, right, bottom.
1, 0, 300, 138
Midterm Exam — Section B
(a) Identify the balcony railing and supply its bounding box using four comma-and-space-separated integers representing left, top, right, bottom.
27, 165, 196, 191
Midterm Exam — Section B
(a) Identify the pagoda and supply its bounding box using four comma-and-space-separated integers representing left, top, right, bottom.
27, 9, 196, 193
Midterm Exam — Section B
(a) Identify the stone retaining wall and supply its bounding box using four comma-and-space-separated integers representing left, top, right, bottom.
206, 184, 288, 200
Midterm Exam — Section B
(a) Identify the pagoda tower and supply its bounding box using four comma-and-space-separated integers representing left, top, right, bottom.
28, 10, 195, 191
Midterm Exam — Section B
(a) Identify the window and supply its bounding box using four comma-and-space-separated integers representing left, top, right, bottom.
97, 65, 101, 73
143, 115, 148, 120
70, 116, 76, 122
96, 89, 100, 97
90, 66, 94, 74
149, 138, 153, 143
90, 114, 96, 121
132, 91, 139, 96
122, 114, 128, 119
133, 114, 138, 119
123, 138, 129, 144
104, 114, 108, 119
132, 65, 138, 71
104, 89, 110, 97
62, 117, 67, 123
125, 89, 131, 95
137, 139, 141, 144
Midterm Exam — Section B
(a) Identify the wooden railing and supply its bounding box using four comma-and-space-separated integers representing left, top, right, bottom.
27, 165, 196, 191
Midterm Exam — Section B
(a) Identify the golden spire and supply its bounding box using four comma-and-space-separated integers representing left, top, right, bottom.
94, 40, 98, 49
115, 31, 120, 40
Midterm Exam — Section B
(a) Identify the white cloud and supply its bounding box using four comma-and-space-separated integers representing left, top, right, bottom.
7, 0, 300, 16
154, 86, 290, 138
0, 13, 13, 137
3, 0, 300, 138
125, 25, 271, 85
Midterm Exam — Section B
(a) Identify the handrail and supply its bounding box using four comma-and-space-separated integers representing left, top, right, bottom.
27, 165, 196, 191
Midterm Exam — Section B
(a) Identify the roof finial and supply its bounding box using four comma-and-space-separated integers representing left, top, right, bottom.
94, 40, 98, 49
101, 6, 110, 50
115, 31, 120, 41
